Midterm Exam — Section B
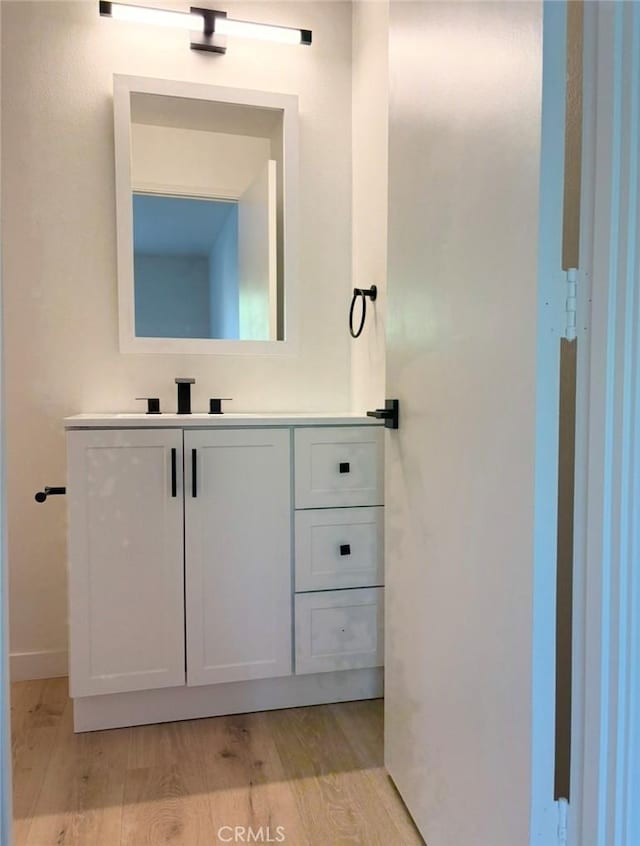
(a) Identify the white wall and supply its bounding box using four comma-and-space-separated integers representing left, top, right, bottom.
131, 123, 270, 197
134, 254, 211, 338
350, 1, 388, 414
1, 0, 353, 673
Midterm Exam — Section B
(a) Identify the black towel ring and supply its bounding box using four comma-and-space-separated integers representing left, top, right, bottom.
349, 285, 377, 339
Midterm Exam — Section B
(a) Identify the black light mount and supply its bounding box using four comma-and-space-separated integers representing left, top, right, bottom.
190, 7, 227, 54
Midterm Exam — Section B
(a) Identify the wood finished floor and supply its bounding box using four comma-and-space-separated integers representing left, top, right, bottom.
12, 678, 424, 846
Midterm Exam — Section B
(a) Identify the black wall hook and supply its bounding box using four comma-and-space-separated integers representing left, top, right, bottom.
349, 285, 377, 339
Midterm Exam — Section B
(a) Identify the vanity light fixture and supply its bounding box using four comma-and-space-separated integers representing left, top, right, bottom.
98, 2, 312, 53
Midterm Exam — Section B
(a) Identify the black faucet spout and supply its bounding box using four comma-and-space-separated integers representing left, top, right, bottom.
175, 378, 195, 414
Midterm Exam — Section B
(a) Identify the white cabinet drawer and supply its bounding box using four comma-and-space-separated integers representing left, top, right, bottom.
294, 427, 384, 509
294, 588, 384, 675
295, 507, 384, 591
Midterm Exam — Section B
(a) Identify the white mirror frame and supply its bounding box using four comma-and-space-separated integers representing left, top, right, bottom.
113, 74, 299, 355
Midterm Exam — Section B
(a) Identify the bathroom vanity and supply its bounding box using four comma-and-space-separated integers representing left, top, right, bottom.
65, 413, 385, 731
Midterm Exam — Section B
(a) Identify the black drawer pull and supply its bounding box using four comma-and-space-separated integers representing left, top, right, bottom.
192, 448, 197, 498
340, 544, 351, 556
171, 448, 177, 497
339, 462, 350, 474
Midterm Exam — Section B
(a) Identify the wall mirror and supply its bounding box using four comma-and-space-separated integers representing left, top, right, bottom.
113, 75, 298, 354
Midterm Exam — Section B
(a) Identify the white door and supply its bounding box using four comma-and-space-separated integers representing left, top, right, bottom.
67, 429, 185, 697
384, 3, 565, 844
184, 428, 291, 686
238, 160, 277, 340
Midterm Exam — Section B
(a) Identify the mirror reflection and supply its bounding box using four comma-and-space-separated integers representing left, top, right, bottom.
134, 194, 238, 339
129, 93, 283, 341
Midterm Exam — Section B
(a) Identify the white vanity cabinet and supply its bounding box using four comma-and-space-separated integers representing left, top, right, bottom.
65, 414, 385, 732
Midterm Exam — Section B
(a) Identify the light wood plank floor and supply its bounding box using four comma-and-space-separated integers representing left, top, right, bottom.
12, 678, 424, 846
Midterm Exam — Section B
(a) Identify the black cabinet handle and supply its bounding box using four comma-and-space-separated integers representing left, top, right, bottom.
171, 449, 177, 497
340, 544, 351, 556
339, 462, 350, 474
192, 449, 197, 498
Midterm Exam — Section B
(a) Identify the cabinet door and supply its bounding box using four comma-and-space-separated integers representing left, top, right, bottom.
67, 429, 185, 697
185, 429, 292, 686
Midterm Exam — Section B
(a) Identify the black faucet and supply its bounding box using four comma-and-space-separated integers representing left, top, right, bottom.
175, 378, 195, 414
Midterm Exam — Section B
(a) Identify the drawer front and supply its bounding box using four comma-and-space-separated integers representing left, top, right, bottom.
294, 427, 384, 509
294, 588, 384, 675
295, 507, 384, 592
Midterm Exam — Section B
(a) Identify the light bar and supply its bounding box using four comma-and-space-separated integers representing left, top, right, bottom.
99, 2, 312, 53
215, 17, 311, 46
99, 1, 203, 31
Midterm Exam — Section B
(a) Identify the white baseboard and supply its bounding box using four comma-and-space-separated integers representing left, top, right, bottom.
74, 667, 384, 732
10, 649, 68, 681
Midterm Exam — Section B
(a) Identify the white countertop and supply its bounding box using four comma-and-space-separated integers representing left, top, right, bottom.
65, 412, 383, 429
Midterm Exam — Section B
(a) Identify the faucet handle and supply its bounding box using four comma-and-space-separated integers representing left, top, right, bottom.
209, 398, 233, 415
136, 397, 161, 414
